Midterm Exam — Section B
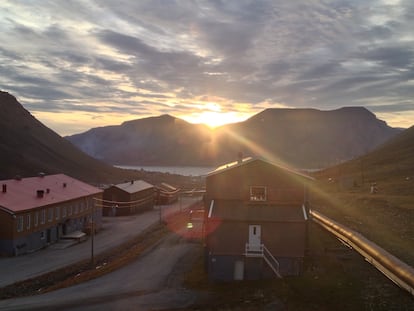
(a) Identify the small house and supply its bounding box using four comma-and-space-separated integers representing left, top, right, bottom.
0, 174, 103, 256
155, 182, 180, 205
102, 180, 155, 216
204, 157, 313, 281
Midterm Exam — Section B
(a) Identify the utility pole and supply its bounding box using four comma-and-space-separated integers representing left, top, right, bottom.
91, 200, 95, 266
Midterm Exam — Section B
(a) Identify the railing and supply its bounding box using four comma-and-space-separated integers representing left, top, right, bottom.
310, 209, 414, 297
245, 243, 282, 278
263, 245, 282, 278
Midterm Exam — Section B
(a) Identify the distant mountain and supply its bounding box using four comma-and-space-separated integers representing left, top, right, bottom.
0, 91, 140, 183
67, 107, 402, 169
67, 115, 213, 165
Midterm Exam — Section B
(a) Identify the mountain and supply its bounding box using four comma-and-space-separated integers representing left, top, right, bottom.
214, 107, 402, 168
0, 91, 140, 183
67, 107, 402, 169
67, 115, 213, 165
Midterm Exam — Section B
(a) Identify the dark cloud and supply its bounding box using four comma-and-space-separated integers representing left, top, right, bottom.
357, 45, 414, 68
1, 0, 414, 133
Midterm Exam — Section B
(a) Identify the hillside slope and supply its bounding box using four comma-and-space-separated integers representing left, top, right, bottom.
0, 91, 136, 183
316, 125, 414, 195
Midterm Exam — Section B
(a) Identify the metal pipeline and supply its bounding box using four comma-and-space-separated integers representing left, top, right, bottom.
310, 209, 414, 297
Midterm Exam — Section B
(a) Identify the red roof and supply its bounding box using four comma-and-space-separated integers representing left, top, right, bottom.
0, 174, 103, 213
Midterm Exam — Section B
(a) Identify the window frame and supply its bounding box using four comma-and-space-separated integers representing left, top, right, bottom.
249, 186, 267, 202
26, 214, 31, 230
34, 211, 39, 227
17, 215, 24, 232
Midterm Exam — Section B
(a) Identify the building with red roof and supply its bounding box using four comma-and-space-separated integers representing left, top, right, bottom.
0, 174, 103, 256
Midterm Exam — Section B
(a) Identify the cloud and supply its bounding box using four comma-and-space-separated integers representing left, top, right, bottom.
0, 0, 414, 134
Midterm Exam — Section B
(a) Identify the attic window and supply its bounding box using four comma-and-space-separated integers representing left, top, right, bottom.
250, 186, 267, 201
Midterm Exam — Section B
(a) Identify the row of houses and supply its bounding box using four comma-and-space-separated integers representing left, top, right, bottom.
1, 155, 313, 283
0, 174, 179, 256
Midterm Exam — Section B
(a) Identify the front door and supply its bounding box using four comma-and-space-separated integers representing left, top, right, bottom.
248, 225, 261, 251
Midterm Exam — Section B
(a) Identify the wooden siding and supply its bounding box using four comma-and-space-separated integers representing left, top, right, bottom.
206, 160, 307, 204
206, 220, 306, 257
102, 186, 155, 216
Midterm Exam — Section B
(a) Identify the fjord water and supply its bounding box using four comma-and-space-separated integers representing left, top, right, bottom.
115, 165, 214, 177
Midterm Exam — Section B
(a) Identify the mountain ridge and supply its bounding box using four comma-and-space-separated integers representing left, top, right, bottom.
67, 106, 402, 168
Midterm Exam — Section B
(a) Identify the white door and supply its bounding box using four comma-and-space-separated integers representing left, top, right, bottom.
248, 225, 261, 251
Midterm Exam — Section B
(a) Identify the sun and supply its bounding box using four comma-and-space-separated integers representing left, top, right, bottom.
184, 111, 247, 128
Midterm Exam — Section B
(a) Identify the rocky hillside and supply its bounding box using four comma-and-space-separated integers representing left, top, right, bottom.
67, 107, 401, 169
0, 91, 139, 183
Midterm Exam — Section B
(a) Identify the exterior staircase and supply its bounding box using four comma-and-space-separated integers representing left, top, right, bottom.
245, 243, 282, 278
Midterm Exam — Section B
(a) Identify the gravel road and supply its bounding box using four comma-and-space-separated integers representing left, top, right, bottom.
0, 232, 202, 311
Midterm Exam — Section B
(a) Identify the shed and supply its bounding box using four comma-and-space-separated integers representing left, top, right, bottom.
155, 182, 180, 205
102, 180, 155, 216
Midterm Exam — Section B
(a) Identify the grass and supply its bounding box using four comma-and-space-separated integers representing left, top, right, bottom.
178, 220, 414, 310
310, 179, 414, 266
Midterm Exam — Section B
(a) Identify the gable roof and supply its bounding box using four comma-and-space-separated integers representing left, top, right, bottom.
112, 180, 154, 194
156, 182, 178, 192
208, 199, 307, 222
0, 174, 102, 213
207, 157, 314, 180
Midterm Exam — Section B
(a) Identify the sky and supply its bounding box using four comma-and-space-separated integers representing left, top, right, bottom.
1, 0, 414, 136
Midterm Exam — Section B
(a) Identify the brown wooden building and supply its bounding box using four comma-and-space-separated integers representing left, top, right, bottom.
204, 157, 313, 281
0, 174, 103, 256
155, 182, 180, 205
102, 180, 155, 216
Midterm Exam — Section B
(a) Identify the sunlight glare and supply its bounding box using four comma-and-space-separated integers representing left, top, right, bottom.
183, 111, 248, 128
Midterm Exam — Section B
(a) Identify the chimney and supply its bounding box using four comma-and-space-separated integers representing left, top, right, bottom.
37, 190, 45, 198
63, 182, 67, 188
46, 188, 50, 194
2, 184, 6, 193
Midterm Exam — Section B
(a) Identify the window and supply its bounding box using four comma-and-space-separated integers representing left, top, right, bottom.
250, 186, 267, 201
62, 206, 67, 218
34, 211, 39, 227
55, 206, 60, 220
48, 208, 53, 222
68, 205, 73, 216
40, 231, 45, 240
17, 216, 24, 232
74, 204, 79, 214
26, 214, 31, 230
41, 210, 46, 224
